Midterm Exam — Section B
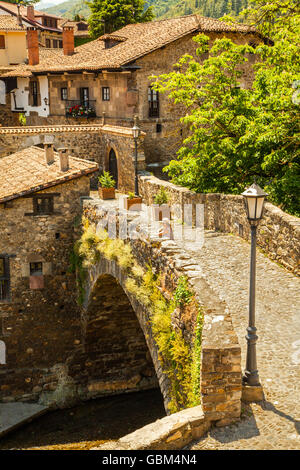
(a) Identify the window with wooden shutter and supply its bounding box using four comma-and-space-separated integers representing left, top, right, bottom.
80, 87, 89, 106
0, 36, 5, 49
29, 80, 41, 107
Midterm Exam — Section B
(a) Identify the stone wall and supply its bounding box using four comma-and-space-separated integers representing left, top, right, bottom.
0, 177, 91, 404
132, 30, 261, 164
0, 93, 20, 127
139, 175, 300, 276
0, 125, 146, 193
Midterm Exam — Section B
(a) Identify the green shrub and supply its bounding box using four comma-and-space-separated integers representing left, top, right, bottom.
154, 187, 169, 205
98, 171, 115, 188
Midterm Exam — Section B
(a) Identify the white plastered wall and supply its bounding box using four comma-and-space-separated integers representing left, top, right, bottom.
11, 75, 50, 117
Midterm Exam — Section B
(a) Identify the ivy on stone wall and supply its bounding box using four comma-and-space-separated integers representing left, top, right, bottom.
71, 217, 204, 413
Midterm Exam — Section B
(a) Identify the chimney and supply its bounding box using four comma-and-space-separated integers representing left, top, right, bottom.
63, 26, 74, 56
17, 4, 23, 27
27, 28, 39, 65
44, 144, 54, 165
27, 5, 35, 22
58, 148, 69, 172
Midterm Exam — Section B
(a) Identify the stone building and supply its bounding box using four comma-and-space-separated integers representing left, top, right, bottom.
0, 14, 267, 172
0, 145, 98, 402
0, 1, 63, 48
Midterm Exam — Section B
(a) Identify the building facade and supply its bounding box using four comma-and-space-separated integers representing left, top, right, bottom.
0, 14, 266, 173
0, 145, 98, 401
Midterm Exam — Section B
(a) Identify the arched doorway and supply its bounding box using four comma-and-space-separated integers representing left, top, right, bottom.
108, 149, 118, 189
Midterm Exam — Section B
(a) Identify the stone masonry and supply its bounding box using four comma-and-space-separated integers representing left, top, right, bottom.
0, 124, 146, 193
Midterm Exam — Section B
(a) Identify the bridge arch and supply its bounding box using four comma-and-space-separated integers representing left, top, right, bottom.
74, 256, 171, 411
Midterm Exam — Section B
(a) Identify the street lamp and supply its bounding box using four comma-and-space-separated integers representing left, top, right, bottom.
242, 182, 268, 387
132, 115, 141, 197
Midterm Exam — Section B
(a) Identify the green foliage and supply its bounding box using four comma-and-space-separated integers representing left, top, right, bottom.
42, 0, 91, 20
73, 218, 204, 413
98, 171, 116, 188
88, 0, 154, 38
152, 3, 300, 216
42, 0, 247, 22
18, 113, 26, 126
174, 275, 193, 307
153, 187, 169, 205
127, 191, 136, 199
69, 241, 87, 306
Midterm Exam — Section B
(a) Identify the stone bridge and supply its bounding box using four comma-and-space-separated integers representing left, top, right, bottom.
68, 196, 242, 428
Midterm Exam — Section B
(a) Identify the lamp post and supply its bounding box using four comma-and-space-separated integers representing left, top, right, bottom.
242, 182, 267, 387
132, 115, 141, 197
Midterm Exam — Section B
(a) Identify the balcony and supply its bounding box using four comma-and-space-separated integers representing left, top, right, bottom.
65, 100, 96, 118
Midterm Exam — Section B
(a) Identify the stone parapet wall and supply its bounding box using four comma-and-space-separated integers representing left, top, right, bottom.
139, 175, 300, 275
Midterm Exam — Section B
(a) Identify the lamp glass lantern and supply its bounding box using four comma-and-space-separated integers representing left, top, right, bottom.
132, 123, 140, 140
242, 183, 268, 223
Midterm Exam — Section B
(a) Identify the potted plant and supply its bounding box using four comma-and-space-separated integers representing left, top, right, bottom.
152, 187, 170, 221
98, 171, 116, 199
124, 192, 142, 211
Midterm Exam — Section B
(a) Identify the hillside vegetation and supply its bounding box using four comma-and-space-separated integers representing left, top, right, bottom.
42, 0, 248, 20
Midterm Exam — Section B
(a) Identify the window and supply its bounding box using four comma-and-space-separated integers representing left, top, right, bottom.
0, 35, 5, 49
46, 38, 50, 48
102, 87, 110, 101
77, 23, 88, 31
33, 195, 54, 215
148, 87, 159, 118
156, 123, 162, 133
0, 257, 10, 302
80, 87, 89, 106
30, 81, 38, 107
53, 39, 58, 48
59, 40, 63, 48
30, 262, 43, 276
61, 87, 68, 101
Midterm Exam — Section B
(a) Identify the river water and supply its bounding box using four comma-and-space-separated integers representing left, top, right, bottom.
0, 389, 166, 450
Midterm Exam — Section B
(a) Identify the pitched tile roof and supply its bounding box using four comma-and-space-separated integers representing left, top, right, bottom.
0, 14, 27, 31
58, 19, 90, 37
0, 146, 98, 203
0, 1, 63, 20
0, 14, 260, 77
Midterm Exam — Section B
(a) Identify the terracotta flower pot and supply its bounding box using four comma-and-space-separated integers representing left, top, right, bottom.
124, 196, 142, 211
98, 187, 115, 200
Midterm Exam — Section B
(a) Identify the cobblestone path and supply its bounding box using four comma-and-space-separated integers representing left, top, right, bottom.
182, 231, 300, 450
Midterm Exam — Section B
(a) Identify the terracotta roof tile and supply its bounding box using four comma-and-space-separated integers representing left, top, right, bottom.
0, 146, 98, 203
0, 14, 260, 77
0, 1, 63, 20
0, 14, 26, 31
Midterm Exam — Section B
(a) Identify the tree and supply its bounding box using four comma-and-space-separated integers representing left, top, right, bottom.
88, 0, 154, 38
151, 1, 300, 216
